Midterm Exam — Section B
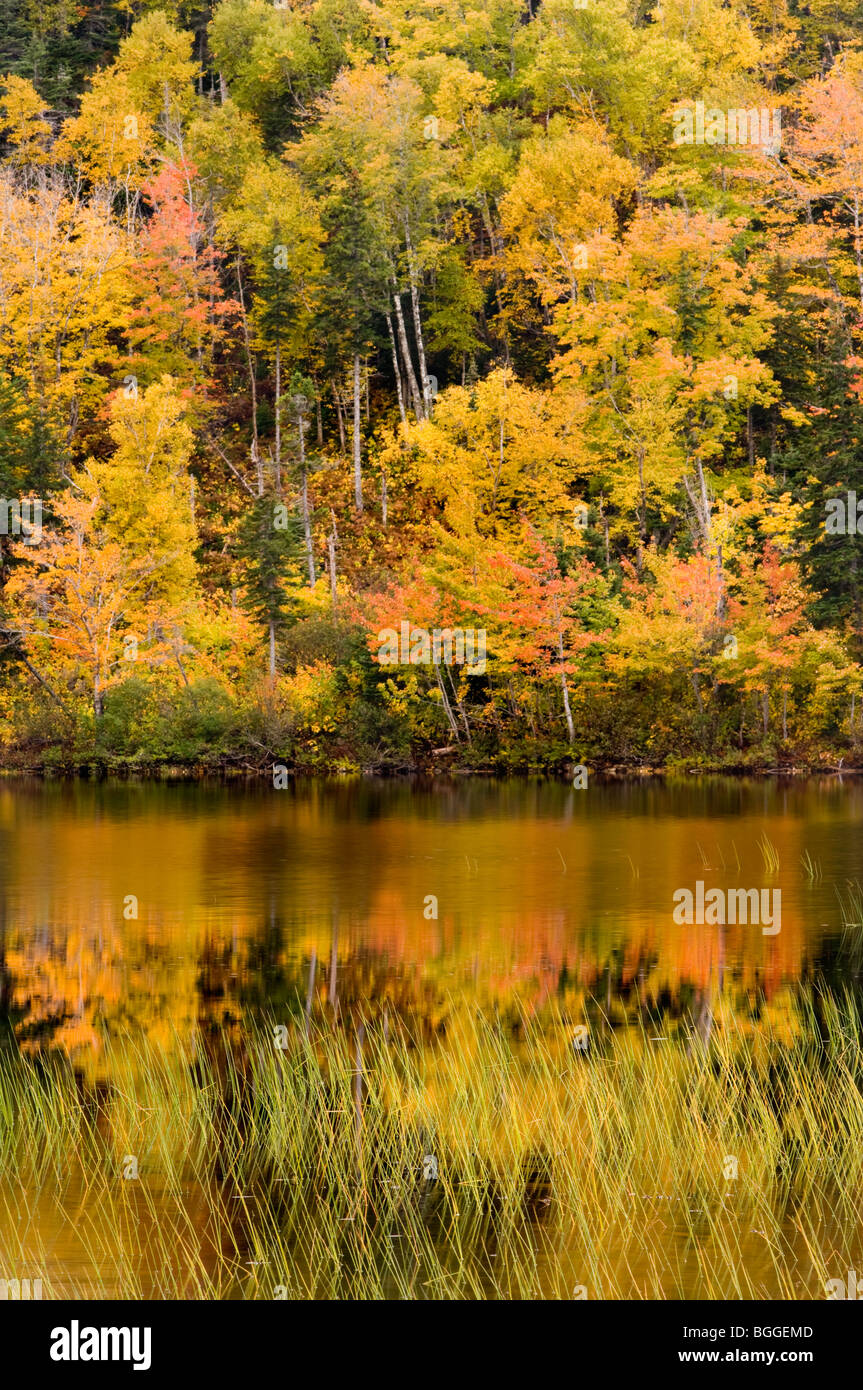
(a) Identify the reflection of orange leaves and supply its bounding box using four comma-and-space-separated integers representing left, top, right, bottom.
1, 795, 814, 1068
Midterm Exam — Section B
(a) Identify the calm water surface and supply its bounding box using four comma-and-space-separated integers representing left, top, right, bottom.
0, 775, 860, 1040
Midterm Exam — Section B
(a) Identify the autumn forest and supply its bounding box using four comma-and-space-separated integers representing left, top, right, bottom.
1, 0, 862, 774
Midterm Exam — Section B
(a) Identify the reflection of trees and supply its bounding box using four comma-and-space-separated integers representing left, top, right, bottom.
0, 769, 842, 1063
808, 927, 863, 1035
0, 897, 823, 1066
0, 896, 9, 1024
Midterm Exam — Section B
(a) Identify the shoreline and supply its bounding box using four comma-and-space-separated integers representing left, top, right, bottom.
0, 753, 859, 781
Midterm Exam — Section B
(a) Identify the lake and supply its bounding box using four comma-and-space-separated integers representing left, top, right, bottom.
1, 775, 862, 1299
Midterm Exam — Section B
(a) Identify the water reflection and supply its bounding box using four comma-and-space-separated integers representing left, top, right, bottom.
0, 775, 860, 1059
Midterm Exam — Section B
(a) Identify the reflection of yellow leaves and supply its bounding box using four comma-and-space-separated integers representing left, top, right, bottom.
0, 787, 817, 1077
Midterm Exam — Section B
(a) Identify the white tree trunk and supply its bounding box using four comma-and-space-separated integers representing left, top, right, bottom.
353, 353, 362, 513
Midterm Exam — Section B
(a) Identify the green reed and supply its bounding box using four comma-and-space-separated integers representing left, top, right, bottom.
1, 986, 862, 1299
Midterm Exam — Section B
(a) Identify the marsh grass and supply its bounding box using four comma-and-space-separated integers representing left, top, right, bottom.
800, 850, 822, 883
758, 833, 780, 874
838, 880, 863, 934
1, 988, 863, 1299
